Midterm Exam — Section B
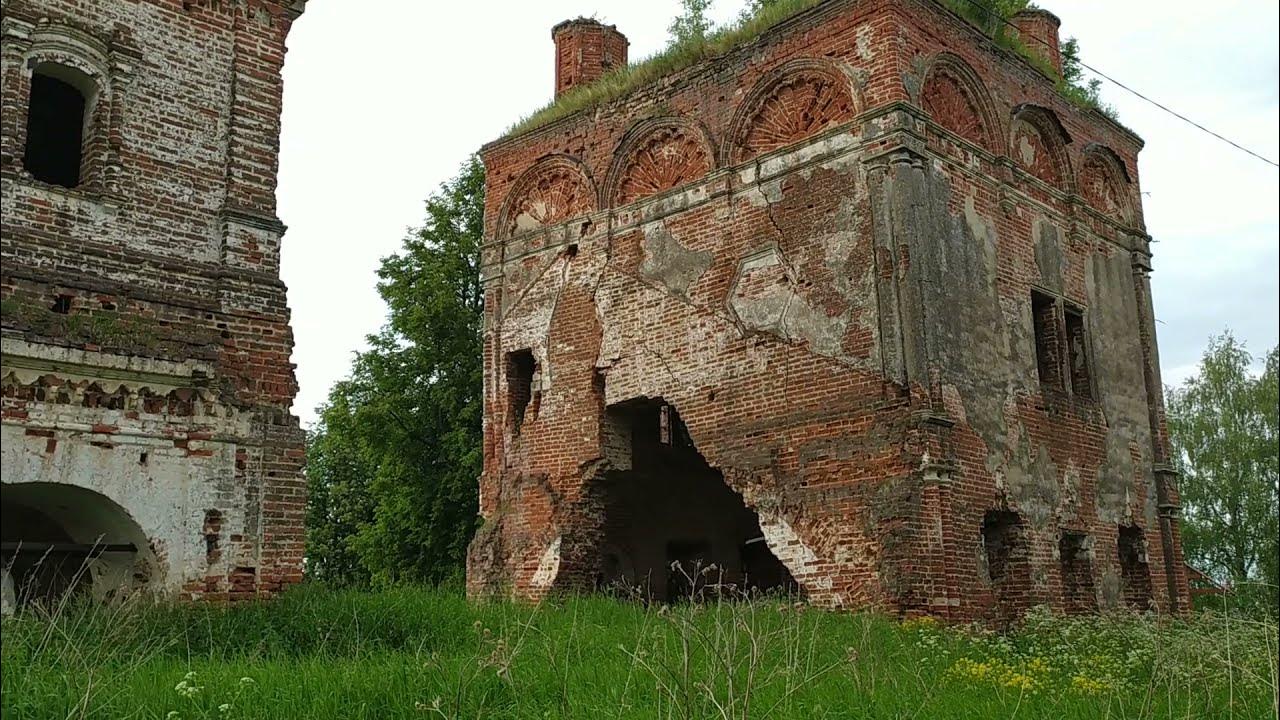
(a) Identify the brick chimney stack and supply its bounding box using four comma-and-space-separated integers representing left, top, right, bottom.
1010, 9, 1062, 77
552, 18, 629, 98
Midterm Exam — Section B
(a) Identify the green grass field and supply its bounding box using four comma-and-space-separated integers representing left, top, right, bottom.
2, 586, 1276, 720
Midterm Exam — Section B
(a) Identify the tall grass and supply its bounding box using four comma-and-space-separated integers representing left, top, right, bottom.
3, 581, 1276, 720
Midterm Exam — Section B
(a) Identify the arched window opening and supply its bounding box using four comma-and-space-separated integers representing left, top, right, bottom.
23, 63, 96, 189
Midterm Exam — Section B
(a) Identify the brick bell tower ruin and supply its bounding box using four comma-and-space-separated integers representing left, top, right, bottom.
1, 0, 307, 607
471, 0, 1189, 621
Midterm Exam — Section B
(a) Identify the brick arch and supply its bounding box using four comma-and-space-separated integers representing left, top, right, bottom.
604, 117, 716, 206
1078, 144, 1135, 225
920, 53, 1001, 152
2, 480, 163, 602
497, 155, 597, 239
1009, 104, 1074, 190
725, 58, 861, 164
24, 23, 114, 81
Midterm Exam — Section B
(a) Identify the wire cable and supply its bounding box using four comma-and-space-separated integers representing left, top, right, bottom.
953, 0, 1280, 169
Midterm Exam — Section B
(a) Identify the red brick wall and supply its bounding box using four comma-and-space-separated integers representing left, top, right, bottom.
1, 0, 305, 601
473, 0, 1187, 619
553, 19, 629, 98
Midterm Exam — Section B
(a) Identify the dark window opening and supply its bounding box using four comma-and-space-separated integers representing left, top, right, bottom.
596, 399, 799, 603
1064, 306, 1092, 397
24, 69, 88, 189
506, 349, 536, 433
982, 510, 1030, 620
1117, 525, 1153, 610
202, 510, 223, 563
1031, 290, 1061, 388
1059, 531, 1096, 613
51, 294, 73, 314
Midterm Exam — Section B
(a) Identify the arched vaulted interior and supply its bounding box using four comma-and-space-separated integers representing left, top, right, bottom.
1, 482, 159, 609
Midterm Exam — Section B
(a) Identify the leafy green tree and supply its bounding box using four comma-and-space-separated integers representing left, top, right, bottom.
669, 0, 715, 46
305, 384, 376, 586
304, 157, 485, 586
1167, 332, 1279, 592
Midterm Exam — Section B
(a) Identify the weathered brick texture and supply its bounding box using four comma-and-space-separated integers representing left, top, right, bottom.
1, 0, 306, 603
470, 0, 1189, 620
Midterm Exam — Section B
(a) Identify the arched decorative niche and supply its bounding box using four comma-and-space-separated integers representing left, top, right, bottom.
604, 116, 716, 207
1009, 104, 1073, 190
497, 154, 598, 240
724, 58, 861, 164
920, 53, 1001, 152
1078, 144, 1135, 225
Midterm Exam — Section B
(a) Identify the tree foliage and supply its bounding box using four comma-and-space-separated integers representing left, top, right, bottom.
1167, 332, 1279, 591
305, 158, 485, 587
669, 0, 715, 46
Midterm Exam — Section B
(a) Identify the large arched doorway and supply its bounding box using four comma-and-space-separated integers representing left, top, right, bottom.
1, 482, 159, 609
595, 399, 798, 602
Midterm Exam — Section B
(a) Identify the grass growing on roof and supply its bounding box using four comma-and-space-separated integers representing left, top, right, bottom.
505, 0, 826, 138
504, 0, 1114, 140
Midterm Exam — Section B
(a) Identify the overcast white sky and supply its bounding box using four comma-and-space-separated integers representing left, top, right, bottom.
277, 0, 1279, 428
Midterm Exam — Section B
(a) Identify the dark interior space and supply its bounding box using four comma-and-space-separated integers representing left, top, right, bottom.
594, 399, 798, 602
23, 68, 87, 188
506, 349, 536, 432
0, 500, 83, 605
1, 483, 148, 608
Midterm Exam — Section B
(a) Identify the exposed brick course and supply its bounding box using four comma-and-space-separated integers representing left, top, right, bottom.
470, 0, 1189, 620
1, 0, 306, 602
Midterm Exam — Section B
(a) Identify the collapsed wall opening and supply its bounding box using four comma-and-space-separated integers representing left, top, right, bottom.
981, 510, 1031, 619
1, 482, 157, 611
594, 398, 798, 602
1117, 524, 1153, 610
1058, 530, 1096, 613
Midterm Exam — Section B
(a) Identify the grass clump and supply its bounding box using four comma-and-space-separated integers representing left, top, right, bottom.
3, 584, 1276, 719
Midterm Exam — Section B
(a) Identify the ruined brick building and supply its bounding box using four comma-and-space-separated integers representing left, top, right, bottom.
1, 0, 307, 607
469, 0, 1191, 619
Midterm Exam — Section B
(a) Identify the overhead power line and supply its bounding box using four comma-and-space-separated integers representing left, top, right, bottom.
954, 0, 1280, 170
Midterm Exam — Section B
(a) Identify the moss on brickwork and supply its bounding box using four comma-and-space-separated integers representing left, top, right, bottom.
506, 0, 1112, 139
1, 297, 166, 354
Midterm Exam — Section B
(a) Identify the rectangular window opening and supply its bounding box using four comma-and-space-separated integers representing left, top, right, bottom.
1031, 290, 1062, 389
505, 349, 536, 434
1063, 306, 1092, 398
982, 510, 1029, 620
1117, 525, 1153, 610
24, 68, 88, 189
1058, 531, 1096, 613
